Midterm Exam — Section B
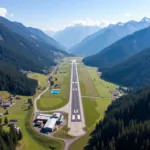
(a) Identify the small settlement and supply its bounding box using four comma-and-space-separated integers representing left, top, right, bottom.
34, 113, 65, 133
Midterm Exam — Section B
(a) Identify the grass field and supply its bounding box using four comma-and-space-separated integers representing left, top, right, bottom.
54, 125, 73, 139
69, 134, 90, 150
37, 58, 71, 110
0, 73, 64, 150
28, 73, 48, 89
87, 67, 119, 98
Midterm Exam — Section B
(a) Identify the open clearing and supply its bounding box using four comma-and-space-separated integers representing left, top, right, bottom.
0, 73, 64, 150
37, 58, 71, 111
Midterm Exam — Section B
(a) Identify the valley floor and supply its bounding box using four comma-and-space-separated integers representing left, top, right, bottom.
69, 58, 120, 150
0, 57, 121, 150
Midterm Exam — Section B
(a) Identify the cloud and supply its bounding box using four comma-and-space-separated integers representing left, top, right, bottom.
68, 19, 115, 28
0, 8, 7, 17
124, 13, 133, 17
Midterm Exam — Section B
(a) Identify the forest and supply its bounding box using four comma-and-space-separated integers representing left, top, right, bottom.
0, 63, 38, 96
102, 46, 150, 88
85, 87, 150, 150
0, 122, 23, 150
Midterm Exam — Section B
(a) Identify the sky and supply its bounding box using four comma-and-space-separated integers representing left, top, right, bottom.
0, 0, 150, 31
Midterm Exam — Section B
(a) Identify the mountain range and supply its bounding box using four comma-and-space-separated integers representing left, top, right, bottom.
83, 26, 150, 71
0, 17, 70, 73
51, 25, 101, 48
70, 17, 150, 56
0, 16, 65, 50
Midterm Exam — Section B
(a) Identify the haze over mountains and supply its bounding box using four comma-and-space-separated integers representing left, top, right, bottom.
50, 25, 101, 49
0, 16, 65, 50
83, 26, 150, 70
70, 17, 150, 56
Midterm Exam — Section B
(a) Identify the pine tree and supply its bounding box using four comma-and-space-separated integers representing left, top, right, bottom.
9, 127, 18, 146
28, 98, 33, 107
18, 130, 23, 140
4, 117, 8, 125
0, 118, 2, 125
0, 136, 6, 150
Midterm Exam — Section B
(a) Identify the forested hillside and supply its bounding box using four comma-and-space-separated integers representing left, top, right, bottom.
102, 46, 150, 88
85, 88, 150, 150
0, 23, 57, 73
0, 64, 38, 95
83, 26, 150, 70
0, 16, 65, 50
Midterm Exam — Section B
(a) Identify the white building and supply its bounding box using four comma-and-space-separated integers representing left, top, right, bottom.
43, 118, 57, 132
37, 114, 52, 121
52, 113, 61, 119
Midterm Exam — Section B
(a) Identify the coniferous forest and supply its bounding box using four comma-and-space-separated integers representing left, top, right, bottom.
0, 64, 38, 96
0, 125, 23, 150
85, 88, 150, 150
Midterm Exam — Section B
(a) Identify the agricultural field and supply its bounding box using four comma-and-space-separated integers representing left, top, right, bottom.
0, 73, 64, 150
37, 58, 71, 110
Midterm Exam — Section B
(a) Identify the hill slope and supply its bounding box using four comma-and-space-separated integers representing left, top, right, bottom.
53, 25, 101, 48
0, 16, 65, 51
86, 87, 150, 150
0, 23, 60, 72
70, 18, 150, 56
83, 26, 150, 70
102, 46, 150, 88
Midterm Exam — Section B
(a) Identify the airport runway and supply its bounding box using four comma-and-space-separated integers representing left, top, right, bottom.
71, 60, 82, 122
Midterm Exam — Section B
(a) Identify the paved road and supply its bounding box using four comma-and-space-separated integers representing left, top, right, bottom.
71, 60, 82, 122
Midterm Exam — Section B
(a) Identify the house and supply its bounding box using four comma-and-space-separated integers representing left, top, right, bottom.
54, 84, 61, 89
43, 118, 57, 132
3, 103, 11, 108
16, 96, 21, 100
36, 114, 52, 121
51, 113, 61, 119
10, 119, 19, 123
34, 120, 43, 127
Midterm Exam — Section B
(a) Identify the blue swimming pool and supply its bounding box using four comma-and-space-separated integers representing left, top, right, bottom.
51, 89, 59, 94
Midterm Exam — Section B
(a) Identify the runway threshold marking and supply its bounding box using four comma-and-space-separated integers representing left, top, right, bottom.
72, 115, 75, 120
77, 115, 81, 120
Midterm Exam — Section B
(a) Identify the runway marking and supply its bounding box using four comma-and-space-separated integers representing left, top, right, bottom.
76, 88, 78, 91
73, 89, 75, 91
77, 115, 81, 120
72, 115, 75, 120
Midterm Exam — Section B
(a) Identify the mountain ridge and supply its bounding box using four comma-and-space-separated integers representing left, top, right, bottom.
83, 26, 150, 70
70, 17, 150, 56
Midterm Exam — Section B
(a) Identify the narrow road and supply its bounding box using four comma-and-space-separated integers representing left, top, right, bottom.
34, 64, 59, 114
